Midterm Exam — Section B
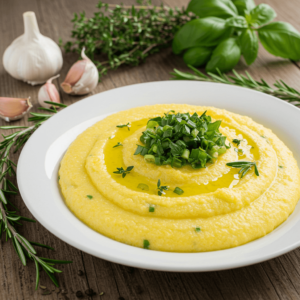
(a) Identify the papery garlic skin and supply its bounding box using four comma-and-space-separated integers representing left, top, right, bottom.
38, 75, 61, 108
3, 12, 63, 86
0, 97, 32, 122
61, 47, 98, 95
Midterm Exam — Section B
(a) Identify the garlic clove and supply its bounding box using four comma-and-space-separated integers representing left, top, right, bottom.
38, 74, 61, 108
61, 47, 99, 95
3, 12, 63, 86
0, 97, 32, 122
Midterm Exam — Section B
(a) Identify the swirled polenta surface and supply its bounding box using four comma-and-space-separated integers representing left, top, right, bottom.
59, 104, 300, 252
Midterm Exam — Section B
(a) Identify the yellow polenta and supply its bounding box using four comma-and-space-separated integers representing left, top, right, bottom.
59, 104, 300, 252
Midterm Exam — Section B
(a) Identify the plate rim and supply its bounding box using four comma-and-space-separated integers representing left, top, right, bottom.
17, 80, 300, 272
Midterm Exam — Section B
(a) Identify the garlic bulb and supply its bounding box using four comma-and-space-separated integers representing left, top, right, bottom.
38, 75, 61, 108
61, 47, 98, 95
3, 11, 63, 85
0, 97, 32, 122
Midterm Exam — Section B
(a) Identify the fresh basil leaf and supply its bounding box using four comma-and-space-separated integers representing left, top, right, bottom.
239, 28, 258, 65
232, 0, 256, 15
172, 17, 230, 54
206, 37, 241, 73
258, 22, 300, 60
183, 47, 212, 67
248, 4, 276, 27
187, 0, 238, 19
226, 16, 248, 29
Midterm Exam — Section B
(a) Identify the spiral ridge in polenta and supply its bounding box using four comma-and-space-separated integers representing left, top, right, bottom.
59, 104, 300, 252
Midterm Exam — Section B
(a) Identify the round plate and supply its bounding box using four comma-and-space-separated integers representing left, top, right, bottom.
18, 81, 300, 272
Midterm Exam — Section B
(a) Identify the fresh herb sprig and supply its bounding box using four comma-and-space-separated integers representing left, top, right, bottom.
226, 161, 259, 178
117, 123, 131, 130
157, 179, 168, 196
171, 66, 300, 105
62, 0, 191, 80
113, 166, 134, 178
0, 101, 71, 290
135, 110, 230, 169
113, 142, 123, 148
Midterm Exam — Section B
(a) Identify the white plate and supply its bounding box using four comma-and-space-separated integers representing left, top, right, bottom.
18, 81, 300, 272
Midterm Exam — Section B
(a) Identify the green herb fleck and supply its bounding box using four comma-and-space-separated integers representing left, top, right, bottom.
234, 148, 244, 155
279, 165, 284, 169
113, 166, 134, 178
149, 205, 155, 212
58, 176, 60, 181
113, 142, 123, 148
117, 123, 130, 130
195, 227, 201, 232
232, 139, 241, 146
143, 240, 150, 249
87, 195, 93, 199
226, 161, 259, 178
157, 179, 169, 196
137, 183, 149, 191
173, 187, 184, 195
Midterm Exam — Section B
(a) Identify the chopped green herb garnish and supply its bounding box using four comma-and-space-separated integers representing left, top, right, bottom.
173, 187, 184, 195
195, 227, 201, 232
58, 176, 60, 181
134, 111, 229, 168
143, 240, 150, 249
113, 166, 134, 178
113, 142, 123, 148
232, 139, 241, 146
226, 161, 259, 178
87, 195, 93, 199
117, 122, 130, 130
157, 179, 168, 196
149, 205, 155, 212
137, 183, 149, 191
279, 165, 284, 169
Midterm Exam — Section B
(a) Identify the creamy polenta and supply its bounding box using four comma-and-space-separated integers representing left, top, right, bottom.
59, 104, 300, 252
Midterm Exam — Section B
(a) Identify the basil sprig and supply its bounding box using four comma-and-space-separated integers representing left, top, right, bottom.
173, 0, 300, 72
134, 111, 230, 169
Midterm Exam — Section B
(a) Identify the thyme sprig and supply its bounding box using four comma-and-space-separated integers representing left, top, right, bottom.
0, 101, 71, 290
113, 166, 134, 178
62, 0, 191, 79
171, 66, 300, 105
157, 179, 168, 196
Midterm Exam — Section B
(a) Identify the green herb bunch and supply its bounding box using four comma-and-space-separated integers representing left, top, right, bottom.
62, 0, 191, 79
0, 102, 72, 289
173, 0, 300, 73
134, 111, 230, 169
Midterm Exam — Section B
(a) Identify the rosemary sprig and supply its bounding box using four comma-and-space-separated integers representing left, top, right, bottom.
171, 65, 300, 105
62, 0, 191, 79
0, 101, 71, 290
226, 161, 259, 178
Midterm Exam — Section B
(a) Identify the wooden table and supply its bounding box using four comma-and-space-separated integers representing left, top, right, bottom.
1, 0, 300, 299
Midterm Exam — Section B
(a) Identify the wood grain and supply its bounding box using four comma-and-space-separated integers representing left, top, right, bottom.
1, 0, 300, 299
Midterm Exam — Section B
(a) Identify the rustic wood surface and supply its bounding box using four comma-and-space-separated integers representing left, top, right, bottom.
1, 0, 300, 299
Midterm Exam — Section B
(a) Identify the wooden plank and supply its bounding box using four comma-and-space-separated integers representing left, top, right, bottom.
1, 0, 300, 299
